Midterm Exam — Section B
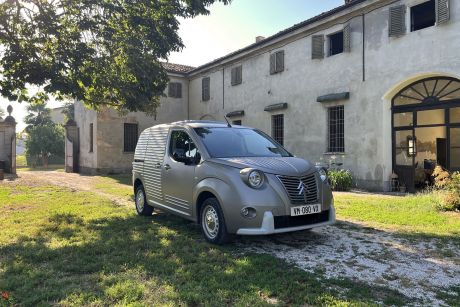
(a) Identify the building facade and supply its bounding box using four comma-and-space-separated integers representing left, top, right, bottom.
73, 0, 460, 191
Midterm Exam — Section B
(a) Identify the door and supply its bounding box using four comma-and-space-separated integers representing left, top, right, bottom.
144, 127, 169, 205
449, 127, 460, 171
394, 129, 416, 192
161, 130, 200, 217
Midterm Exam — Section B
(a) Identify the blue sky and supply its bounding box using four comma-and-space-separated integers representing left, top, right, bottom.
4, 0, 344, 131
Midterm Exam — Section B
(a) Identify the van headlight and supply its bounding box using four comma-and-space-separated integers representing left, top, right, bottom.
316, 167, 328, 182
240, 168, 265, 189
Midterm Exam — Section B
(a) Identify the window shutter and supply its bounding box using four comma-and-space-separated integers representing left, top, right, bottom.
312, 35, 324, 59
269, 53, 276, 75
202, 77, 210, 101
176, 83, 182, 98
343, 24, 351, 52
276, 51, 284, 72
231, 67, 236, 85
168, 83, 174, 97
239, 67, 242, 83
436, 0, 450, 25
389, 5, 406, 37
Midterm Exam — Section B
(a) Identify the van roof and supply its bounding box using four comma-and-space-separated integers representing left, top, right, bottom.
168, 120, 248, 128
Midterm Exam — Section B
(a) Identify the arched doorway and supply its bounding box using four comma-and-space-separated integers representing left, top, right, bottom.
392, 77, 460, 192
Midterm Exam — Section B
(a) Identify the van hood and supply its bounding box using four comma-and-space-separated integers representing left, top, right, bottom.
208, 157, 316, 177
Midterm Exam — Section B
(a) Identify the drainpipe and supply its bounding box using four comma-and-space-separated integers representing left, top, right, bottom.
187, 78, 190, 120
222, 67, 225, 110
362, 13, 366, 82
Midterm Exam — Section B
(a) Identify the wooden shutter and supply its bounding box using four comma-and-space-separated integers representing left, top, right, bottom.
269, 53, 276, 74
176, 83, 182, 98
202, 77, 210, 101
231, 67, 236, 85
168, 83, 174, 97
312, 35, 324, 59
343, 24, 351, 52
436, 0, 450, 25
237, 66, 242, 84
389, 5, 406, 37
276, 51, 284, 73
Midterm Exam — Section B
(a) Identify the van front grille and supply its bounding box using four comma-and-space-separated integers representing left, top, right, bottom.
277, 174, 318, 204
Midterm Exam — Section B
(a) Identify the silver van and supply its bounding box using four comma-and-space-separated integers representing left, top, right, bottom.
133, 121, 335, 244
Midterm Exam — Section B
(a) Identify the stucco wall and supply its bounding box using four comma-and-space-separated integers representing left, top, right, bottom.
187, 0, 460, 190
76, 76, 189, 174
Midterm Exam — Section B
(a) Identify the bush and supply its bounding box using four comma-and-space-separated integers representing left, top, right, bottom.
432, 169, 460, 211
328, 169, 353, 191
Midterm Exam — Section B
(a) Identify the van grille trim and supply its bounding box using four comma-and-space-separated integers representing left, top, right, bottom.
276, 173, 319, 204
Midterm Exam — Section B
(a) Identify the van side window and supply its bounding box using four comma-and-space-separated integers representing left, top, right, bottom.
169, 130, 200, 164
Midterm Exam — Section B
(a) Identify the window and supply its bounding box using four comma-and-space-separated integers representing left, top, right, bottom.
168, 82, 182, 98
89, 123, 93, 153
124, 123, 138, 152
169, 130, 200, 164
271, 114, 284, 145
328, 106, 345, 152
411, 0, 435, 32
269, 50, 284, 74
328, 31, 344, 56
232, 120, 242, 125
231, 66, 242, 86
202, 77, 210, 101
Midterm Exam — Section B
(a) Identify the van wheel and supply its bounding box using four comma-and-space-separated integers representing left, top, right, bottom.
135, 184, 154, 216
200, 197, 230, 245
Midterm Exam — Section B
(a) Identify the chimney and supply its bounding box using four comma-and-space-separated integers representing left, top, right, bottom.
344, 0, 354, 4
255, 36, 265, 43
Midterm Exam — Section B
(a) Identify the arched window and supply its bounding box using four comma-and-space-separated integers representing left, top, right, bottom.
393, 77, 460, 107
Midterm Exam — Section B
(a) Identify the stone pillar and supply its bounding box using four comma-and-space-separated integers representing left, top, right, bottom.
64, 119, 80, 173
0, 105, 16, 174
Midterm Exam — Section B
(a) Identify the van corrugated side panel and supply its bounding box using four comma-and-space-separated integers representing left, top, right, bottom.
144, 125, 169, 203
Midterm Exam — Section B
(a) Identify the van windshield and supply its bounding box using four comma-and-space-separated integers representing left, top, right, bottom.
194, 127, 292, 158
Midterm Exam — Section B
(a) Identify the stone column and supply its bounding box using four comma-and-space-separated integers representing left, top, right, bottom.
64, 119, 80, 173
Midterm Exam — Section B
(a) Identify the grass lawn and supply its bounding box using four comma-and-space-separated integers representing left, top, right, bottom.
334, 192, 460, 244
0, 180, 410, 306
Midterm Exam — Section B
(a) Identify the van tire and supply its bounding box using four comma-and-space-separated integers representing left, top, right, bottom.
200, 197, 230, 245
135, 184, 154, 216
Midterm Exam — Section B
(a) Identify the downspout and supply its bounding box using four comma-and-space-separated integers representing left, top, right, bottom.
187, 77, 190, 120
362, 13, 366, 82
222, 67, 225, 109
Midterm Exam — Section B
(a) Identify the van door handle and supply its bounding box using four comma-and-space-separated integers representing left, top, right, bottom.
164, 164, 171, 170
154, 162, 161, 169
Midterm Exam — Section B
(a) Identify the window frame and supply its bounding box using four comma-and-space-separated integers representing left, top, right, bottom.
168, 129, 200, 165
410, 0, 436, 32
327, 105, 345, 153
168, 82, 182, 98
89, 123, 94, 153
271, 114, 284, 146
328, 31, 344, 56
270, 50, 284, 75
123, 123, 139, 153
231, 65, 242, 86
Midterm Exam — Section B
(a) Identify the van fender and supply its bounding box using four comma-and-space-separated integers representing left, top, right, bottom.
193, 177, 240, 222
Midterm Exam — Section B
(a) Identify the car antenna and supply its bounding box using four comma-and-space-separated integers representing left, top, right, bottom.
224, 116, 232, 128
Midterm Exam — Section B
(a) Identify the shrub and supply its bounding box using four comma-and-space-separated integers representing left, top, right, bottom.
432, 169, 460, 212
328, 169, 353, 191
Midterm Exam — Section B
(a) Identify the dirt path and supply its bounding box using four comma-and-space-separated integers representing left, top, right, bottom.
9, 170, 133, 207
7, 171, 460, 305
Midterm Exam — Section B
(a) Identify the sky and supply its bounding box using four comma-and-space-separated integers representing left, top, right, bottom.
2, 0, 344, 131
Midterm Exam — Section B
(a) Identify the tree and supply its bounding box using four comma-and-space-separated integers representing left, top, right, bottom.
24, 102, 53, 132
26, 124, 65, 167
0, 0, 230, 114
61, 102, 75, 123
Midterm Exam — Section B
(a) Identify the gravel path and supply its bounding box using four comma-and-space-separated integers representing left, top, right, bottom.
8, 170, 460, 306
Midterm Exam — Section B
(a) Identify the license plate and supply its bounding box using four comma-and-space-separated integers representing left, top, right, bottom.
290, 204, 321, 216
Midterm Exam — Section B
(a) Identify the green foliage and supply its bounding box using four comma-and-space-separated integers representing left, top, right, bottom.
328, 169, 353, 191
0, 0, 230, 114
61, 102, 75, 122
436, 172, 460, 212
26, 124, 65, 167
24, 102, 53, 132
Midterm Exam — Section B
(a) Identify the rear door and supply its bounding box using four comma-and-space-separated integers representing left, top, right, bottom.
143, 126, 169, 205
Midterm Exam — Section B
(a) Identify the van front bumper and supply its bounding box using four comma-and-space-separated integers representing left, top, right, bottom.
236, 205, 336, 235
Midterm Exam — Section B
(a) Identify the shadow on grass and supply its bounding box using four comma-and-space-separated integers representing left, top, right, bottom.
0, 212, 410, 306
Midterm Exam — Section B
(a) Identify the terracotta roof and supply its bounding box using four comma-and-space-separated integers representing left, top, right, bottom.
162, 62, 195, 74
188, 0, 368, 74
